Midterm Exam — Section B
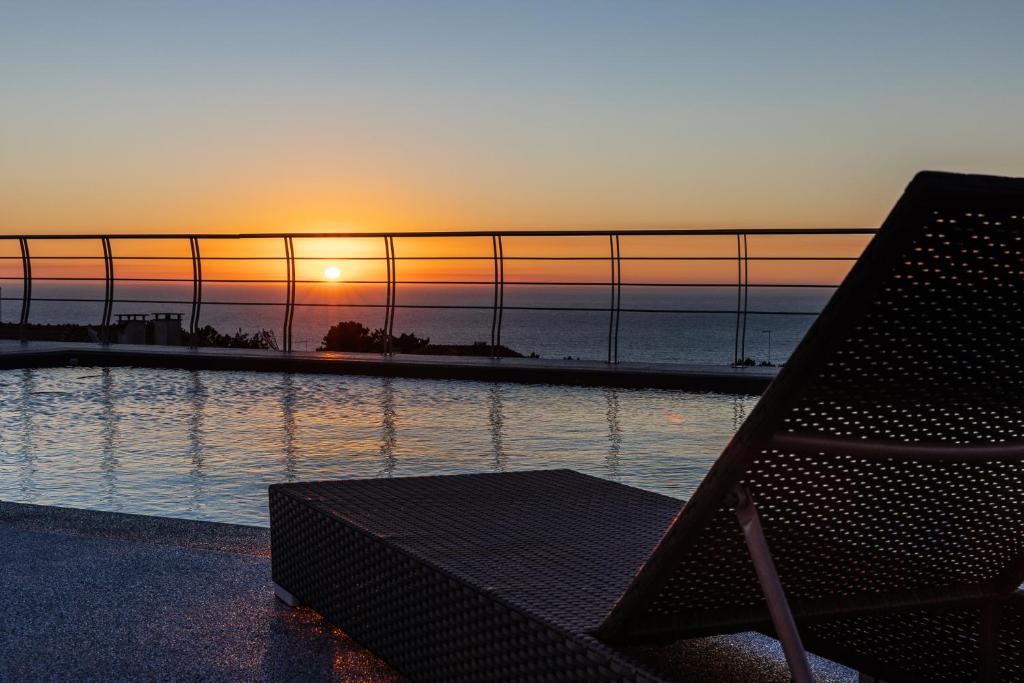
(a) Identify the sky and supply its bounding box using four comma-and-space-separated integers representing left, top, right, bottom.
3, 0, 1024, 238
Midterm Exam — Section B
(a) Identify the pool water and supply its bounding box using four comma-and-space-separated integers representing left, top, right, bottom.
0, 367, 757, 526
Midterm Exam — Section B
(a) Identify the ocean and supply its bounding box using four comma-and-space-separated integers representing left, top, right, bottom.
3, 282, 831, 365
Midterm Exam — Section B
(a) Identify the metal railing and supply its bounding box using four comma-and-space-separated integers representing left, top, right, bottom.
0, 228, 875, 364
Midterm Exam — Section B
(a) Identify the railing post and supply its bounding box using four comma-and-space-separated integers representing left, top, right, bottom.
489, 235, 505, 358
18, 237, 31, 343
188, 237, 202, 349
387, 236, 397, 349
382, 236, 391, 354
382, 236, 396, 355
734, 234, 742, 365
614, 234, 622, 363
282, 236, 295, 352
607, 234, 622, 363
101, 237, 114, 344
490, 236, 499, 357
497, 236, 504, 355
741, 233, 750, 363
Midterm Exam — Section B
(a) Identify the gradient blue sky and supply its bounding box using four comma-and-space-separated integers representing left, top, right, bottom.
2, 1, 1023, 232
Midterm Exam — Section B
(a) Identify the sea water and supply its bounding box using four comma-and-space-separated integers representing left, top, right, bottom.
3, 284, 830, 365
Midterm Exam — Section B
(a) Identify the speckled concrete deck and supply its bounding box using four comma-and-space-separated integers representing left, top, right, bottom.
0, 501, 403, 682
0, 501, 855, 681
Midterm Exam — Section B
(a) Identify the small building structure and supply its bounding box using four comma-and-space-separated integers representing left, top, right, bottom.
114, 312, 184, 345
116, 314, 148, 344
151, 312, 183, 346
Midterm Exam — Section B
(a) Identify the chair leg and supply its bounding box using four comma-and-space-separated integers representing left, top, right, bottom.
978, 600, 1001, 682
273, 581, 301, 607
731, 485, 815, 683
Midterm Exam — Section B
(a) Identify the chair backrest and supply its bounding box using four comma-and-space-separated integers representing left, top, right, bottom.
600, 171, 1024, 642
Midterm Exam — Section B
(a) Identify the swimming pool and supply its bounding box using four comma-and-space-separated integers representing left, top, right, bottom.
0, 367, 757, 526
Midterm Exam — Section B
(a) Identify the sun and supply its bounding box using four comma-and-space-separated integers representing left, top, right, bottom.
323, 265, 341, 281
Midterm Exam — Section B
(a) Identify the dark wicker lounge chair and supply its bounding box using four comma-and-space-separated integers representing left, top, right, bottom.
270, 171, 1024, 682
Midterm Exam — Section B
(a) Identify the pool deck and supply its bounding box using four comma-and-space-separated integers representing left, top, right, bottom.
0, 340, 776, 393
0, 501, 854, 681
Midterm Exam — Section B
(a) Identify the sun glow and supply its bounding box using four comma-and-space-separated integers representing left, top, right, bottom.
324, 265, 341, 281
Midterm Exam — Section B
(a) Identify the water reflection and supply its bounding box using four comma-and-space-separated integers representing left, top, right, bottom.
280, 373, 298, 482
0, 367, 755, 525
100, 368, 119, 504
18, 368, 36, 499
187, 371, 207, 509
605, 388, 622, 478
732, 395, 748, 431
377, 378, 397, 477
488, 384, 506, 471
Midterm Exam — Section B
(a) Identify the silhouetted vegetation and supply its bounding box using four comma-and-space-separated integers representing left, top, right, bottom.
735, 357, 778, 368
0, 322, 94, 343
318, 320, 527, 357
318, 321, 428, 353
1, 321, 279, 350
185, 325, 279, 350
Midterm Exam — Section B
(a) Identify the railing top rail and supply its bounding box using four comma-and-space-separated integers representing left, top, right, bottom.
0, 227, 876, 240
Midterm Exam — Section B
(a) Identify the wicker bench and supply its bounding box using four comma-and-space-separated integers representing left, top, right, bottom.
271, 172, 1024, 682
271, 470, 683, 682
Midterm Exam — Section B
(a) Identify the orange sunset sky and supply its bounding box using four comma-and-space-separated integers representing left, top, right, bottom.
2, 3, 1023, 287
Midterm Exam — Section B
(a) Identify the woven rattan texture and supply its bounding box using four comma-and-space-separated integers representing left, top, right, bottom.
642, 189, 1024, 624
787, 211, 1024, 445
998, 596, 1024, 679
809, 606, 983, 682
270, 470, 678, 683
804, 593, 1024, 682
647, 456, 1024, 615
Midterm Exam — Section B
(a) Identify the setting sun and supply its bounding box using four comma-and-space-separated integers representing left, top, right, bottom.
324, 265, 341, 281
